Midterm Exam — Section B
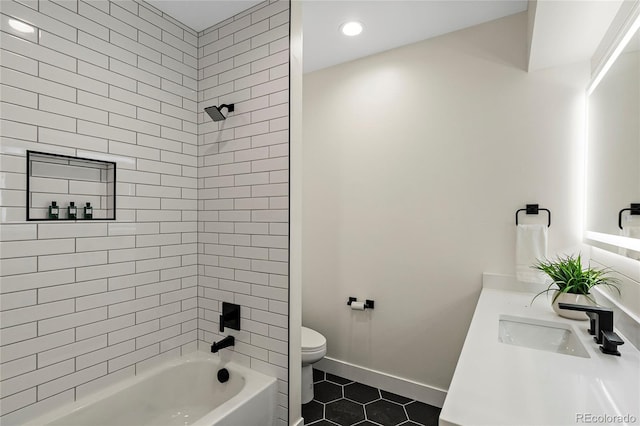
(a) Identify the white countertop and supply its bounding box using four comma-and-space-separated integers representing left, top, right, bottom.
439, 282, 640, 426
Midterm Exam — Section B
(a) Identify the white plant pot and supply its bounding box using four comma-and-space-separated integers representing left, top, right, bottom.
551, 291, 595, 320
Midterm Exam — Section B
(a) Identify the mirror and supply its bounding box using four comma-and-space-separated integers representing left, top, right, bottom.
586, 24, 640, 257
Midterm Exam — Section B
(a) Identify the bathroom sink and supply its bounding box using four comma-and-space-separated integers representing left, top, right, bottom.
498, 315, 590, 358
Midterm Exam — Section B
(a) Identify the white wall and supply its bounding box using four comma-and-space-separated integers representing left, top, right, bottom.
196, 2, 290, 424
0, 1, 199, 423
302, 12, 589, 393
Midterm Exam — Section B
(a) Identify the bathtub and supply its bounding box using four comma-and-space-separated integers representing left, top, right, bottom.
26, 351, 277, 426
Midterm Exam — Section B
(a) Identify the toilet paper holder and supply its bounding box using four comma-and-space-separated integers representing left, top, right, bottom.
347, 297, 374, 309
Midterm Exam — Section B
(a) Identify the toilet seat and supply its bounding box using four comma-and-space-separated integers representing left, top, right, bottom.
302, 326, 326, 352
301, 326, 327, 404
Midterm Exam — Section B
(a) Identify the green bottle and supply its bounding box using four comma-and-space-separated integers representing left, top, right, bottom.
68, 202, 77, 220
49, 201, 59, 219
84, 202, 93, 219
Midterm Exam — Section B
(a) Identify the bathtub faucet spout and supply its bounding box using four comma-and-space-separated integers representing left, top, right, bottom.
211, 335, 235, 353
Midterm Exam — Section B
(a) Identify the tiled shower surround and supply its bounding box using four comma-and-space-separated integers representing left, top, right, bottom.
197, 0, 290, 423
0, 0, 290, 425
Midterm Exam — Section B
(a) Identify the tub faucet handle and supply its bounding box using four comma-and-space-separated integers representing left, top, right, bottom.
219, 302, 241, 332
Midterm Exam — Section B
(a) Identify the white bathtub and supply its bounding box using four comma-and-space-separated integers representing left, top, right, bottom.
26, 351, 277, 426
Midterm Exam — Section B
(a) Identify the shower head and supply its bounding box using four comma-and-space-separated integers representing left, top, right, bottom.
205, 104, 234, 122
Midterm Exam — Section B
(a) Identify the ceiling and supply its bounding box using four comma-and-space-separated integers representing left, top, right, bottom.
146, 0, 623, 74
302, 1, 527, 73
146, 0, 528, 73
145, 0, 263, 34
527, 0, 623, 71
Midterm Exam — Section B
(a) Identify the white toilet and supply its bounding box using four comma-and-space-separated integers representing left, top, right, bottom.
301, 326, 327, 404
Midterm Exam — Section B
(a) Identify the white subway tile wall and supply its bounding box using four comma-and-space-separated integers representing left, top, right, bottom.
0, 0, 289, 424
197, 1, 289, 425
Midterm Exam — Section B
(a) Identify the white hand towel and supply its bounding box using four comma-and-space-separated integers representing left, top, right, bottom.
620, 217, 640, 260
516, 224, 548, 283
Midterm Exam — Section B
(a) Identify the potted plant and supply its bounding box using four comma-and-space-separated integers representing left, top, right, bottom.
531, 254, 620, 320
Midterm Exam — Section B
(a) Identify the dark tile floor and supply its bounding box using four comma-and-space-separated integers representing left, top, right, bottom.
302, 369, 441, 426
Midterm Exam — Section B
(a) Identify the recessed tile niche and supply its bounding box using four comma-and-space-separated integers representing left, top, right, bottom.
26, 151, 116, 221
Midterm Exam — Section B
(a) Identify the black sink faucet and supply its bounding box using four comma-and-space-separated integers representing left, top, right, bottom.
211, 335, 235, 353
557, 304, 610, 341
557, 303, 624, 356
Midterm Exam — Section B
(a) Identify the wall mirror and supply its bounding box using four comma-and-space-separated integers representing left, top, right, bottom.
586, 20, 640, 258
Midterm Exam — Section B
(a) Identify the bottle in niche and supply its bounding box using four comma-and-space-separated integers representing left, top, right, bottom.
68, 202, 77, 220
49, 201, 59, 219
84, 202, 93, 219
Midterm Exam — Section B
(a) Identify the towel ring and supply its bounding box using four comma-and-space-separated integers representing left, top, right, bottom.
618, 203, 640, 229
515, 204, 551, 227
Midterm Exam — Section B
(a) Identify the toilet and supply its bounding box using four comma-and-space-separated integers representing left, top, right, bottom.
301, 326, 327, 404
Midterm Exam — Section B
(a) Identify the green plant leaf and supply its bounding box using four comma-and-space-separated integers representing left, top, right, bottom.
530, 253, 621, 305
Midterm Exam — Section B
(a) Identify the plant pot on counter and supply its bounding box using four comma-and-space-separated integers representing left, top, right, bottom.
551, 291, 596, 320
532, 253, 620, 320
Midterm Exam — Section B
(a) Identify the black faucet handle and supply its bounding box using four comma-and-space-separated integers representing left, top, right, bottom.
600, 331, 624, 356
219, 302, 241, 332
587, 314, 597, 336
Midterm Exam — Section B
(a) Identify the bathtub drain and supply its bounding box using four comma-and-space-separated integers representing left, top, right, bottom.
217, 368, 230, 383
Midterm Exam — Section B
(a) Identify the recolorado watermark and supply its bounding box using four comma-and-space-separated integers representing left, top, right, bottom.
576, 413, 638, 424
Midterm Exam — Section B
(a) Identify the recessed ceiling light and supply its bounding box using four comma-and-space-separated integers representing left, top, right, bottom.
341, 21, 363, 37
9, 19, 34, 33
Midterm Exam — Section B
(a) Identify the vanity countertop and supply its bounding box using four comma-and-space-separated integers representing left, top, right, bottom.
439, 281, 640, 426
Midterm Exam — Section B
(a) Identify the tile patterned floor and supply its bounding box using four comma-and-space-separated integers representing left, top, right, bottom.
302, 369, 441, 426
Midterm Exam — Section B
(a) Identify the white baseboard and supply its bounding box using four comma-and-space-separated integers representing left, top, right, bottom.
314, 357, 447, 408
291, 417, 304, 426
